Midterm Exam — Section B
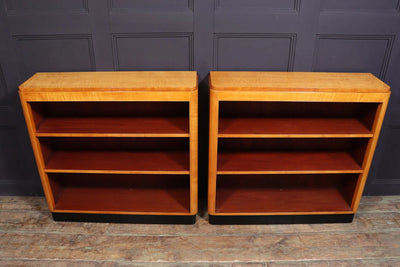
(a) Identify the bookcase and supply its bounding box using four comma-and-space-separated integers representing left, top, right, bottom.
19, 71, 198, 224
208, 71, 390, 224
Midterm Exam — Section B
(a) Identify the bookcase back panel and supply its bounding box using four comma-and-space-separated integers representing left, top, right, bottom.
216, 174, 358, 214
49, 173, 190, 213
219, 102, 378, 131
31, 102, 189, 118
218, 138, 368, 152
40, 137, 189, 151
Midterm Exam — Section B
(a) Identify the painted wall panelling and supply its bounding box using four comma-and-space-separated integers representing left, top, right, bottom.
0, 0, 399, 197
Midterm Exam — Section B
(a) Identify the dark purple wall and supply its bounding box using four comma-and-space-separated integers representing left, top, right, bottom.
0, 0, 399, 197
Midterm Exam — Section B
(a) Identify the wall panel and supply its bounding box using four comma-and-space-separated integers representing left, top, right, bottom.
321, 0, 400, 12
5, 0, 88, 15
110, 0, 193, 11
0, 0, 399, 196
214, 33, 296, 71
313, 35, 394, 79
14, 35, 95, 75
112, 33, 193, 71
215, 0, 300, 11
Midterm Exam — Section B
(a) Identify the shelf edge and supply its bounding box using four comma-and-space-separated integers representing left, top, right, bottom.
211, 210, 354, 216
36, 133, 190, 138
218, 134, 373, 138
53, 209, 193, 216
217, 170, 363, 175
45, 169, 190, 175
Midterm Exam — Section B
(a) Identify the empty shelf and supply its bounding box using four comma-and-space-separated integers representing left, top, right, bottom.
54, 187, 190, 214
45, 151, 189, 174
217, 151, 363, 174
218, 118, 372, 138
36, 117, 189, 137
216, 187, 352, 214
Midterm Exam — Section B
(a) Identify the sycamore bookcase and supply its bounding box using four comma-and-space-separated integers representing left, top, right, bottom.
208, 71, 390, 224
19, 71, 198, 224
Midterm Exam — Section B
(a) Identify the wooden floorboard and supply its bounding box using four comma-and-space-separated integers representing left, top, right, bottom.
0, 196, 399, 266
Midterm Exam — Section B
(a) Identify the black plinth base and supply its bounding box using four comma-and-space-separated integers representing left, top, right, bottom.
209, 214, 354, 225
52, 212, 196, 224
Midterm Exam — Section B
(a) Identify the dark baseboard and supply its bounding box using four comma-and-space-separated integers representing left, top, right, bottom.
52, 212, 196, 224
209, 214, 354, 225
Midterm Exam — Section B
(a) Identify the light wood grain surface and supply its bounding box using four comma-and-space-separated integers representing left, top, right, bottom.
20, 71, 197, 91
210, 71, 390, 93
208, 71, 390, 217
19, 71, 198, 216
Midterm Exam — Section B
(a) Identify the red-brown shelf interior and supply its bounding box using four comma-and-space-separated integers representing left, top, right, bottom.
40, 137, 189, 173
36, 117, 189, 136
30, 101, 189, 135
217, 138, 367, 173
218, 118, 372, 137
218, 152, 362, 173
215, 174, 357, 213
211, 101, 379, 216
45, 150, 189, 173
49, 174, 190, 213
219, 101, 378, 133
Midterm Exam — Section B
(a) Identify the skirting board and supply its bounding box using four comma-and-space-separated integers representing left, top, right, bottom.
209, 214, 355, 225
53, 212, 196, 224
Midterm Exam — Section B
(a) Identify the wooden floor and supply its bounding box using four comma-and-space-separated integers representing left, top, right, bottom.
0, 196, 399, 266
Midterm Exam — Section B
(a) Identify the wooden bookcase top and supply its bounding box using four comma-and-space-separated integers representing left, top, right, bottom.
19, 71, 198, 92
210, 71, 390, 93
